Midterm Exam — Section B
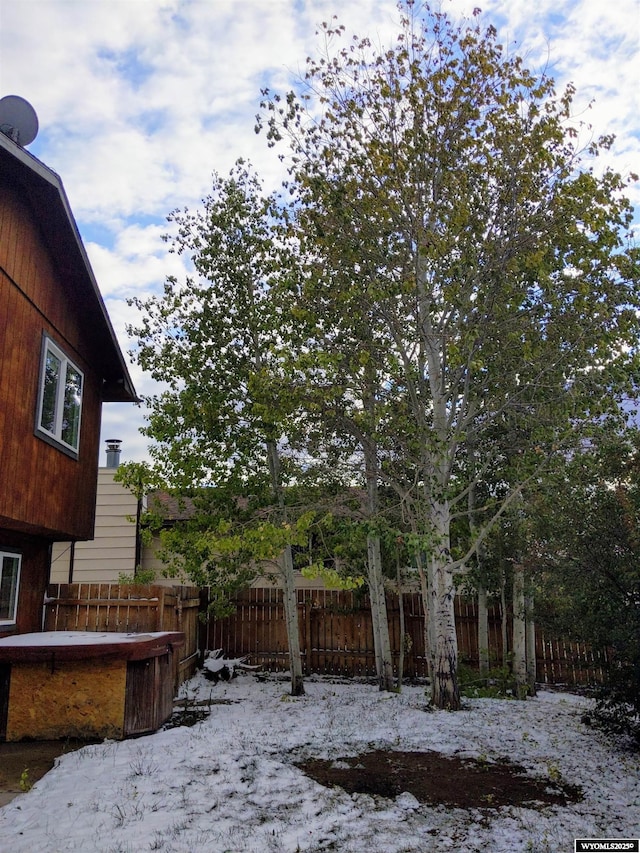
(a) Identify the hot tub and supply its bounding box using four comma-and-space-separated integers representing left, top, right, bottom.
0, 631, 184, 741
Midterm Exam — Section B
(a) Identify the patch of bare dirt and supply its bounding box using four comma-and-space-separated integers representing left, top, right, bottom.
0, 739, 92, 806
297, 749, 582, 810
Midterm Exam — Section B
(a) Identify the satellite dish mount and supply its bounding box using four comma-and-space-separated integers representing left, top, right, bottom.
0, 95, 39, 147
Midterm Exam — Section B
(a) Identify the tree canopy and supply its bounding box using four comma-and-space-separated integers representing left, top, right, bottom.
255, 2, 639, 707
130, 2, 639, 709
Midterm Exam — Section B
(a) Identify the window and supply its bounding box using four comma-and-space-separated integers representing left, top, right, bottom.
0, 551, 20, 624
36, 336, 84, 455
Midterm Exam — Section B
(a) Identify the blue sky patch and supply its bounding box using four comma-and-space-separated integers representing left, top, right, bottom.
96, 46, 153, 91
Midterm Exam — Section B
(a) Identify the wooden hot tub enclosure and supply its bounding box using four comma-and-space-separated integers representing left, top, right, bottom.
0, 631, 184, 742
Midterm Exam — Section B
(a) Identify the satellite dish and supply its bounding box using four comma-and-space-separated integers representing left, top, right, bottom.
0, 95, 39, 146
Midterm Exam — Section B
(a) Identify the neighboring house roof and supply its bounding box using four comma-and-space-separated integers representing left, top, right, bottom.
145, 491, 255, 525
0, 131, 137, 403
146, 491, 196, 524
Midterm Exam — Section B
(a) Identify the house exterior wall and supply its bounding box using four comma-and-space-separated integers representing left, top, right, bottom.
0, 182, 101, 541
140, 537, 183, 584
50, 469, 139, 583
0, 531, 50, 639
0, 132, 136, 642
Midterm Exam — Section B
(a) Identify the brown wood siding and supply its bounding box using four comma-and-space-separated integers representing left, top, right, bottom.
0, 532, 50, 637
0, 664, 10, 741
0, 184, 81, 348
0, 182, 102, 540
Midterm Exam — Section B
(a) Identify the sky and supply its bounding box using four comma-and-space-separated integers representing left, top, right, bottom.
1, 670, 640, 851
1, 0, 639, 466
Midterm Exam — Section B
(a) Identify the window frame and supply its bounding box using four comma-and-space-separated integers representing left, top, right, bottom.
0, 549, 21, 626
35, 334, 84, 458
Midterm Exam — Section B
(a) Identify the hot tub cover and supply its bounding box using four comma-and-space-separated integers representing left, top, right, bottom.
0, 631, 185, 662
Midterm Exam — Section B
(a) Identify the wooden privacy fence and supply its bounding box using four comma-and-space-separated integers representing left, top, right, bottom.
535, 632, 609, 686
203, 587, 495, 680
203, 587, 608, 686
44, 584, 201, 686
43, 584, 610, 688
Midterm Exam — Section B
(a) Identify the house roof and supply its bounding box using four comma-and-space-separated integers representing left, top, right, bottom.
146, 491, 196, 523
0, 131, 137, 403
145, 490, 252, 524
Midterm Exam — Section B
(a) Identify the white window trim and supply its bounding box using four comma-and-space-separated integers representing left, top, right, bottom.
35, 335, 84, 457
0, 550, 21, 625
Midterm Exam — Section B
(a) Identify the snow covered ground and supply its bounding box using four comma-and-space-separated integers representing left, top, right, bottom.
1, 672, 638, 852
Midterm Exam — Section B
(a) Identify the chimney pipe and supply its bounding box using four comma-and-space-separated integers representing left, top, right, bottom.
105, 439, 122, 469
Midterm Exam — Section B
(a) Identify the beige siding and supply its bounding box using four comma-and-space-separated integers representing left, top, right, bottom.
140, 535, 188, 585
50, 469, 139, 583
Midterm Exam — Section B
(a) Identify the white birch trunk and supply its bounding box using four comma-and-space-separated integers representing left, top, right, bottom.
367, 534, 395, 691
417, 248, 460, 710
363, 429, 394, 692
368, 537, 382, 684
512, 563, 528, 699
267, 439, 304, 696
429, 498, 460, 710
500, 570, 509, 668
281, 543, 305, 696
477, 584, 489, 672
413, 551, 433, 688
397, 572, 405, 692
468, 436, 489, 673
525, 591, 537, 697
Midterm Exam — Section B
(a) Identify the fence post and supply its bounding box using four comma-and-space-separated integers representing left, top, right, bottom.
297, 592, 308, 675
198, 588, 210, 665
158, 586, 166, 631
304, 595, 312, 675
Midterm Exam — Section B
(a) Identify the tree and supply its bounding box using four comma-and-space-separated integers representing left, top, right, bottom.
284, 293, 398, 690
259, 2, 640, 708
518, 426, 639, 743
127, 162, 307, 695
